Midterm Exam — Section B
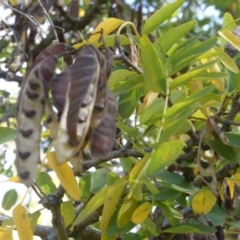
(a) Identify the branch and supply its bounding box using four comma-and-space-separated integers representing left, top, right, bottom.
0, 213, 101, 240
32, 0, 108, 59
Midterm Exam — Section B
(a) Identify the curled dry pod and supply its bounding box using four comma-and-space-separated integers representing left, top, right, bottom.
90, 48, 114, 129
15, 43, 72, 186
90, 90, 118, 159
54, 45, 101, 164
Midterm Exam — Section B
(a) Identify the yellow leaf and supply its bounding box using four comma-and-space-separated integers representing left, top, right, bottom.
8, 176, 21, 183
137, 92, 159, 115
227, 179, 235, 200
128, 155, 150, 201
218, 183, 225, 202
219, 53, 239, 73
188, 81, 209, 116
79, 9, 85, 17
100, 178, 127, 230
131, 202, 152, 224
232, 173, 240, 186
13, 204, 33, 240
202, 58, 225, 92
0, 227, 13, 240
41, 129, 51, 139
89, 18, 124, 42
75, 179, 127, 225
47, 152, 80, 201
73, 34, 130, 50
61, 201, 75, 230
117, 198, 138, 228
9, 0, 18, 6
218, 30, 240, 52
192, 189, 216, 214
83, 0, 89, 5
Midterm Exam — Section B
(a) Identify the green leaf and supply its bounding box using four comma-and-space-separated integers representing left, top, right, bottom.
146, 140, 185, 177
163, 223, 216, 234
204, 204, 228, 226
207, 139, 240, 163
117, 121, 138, 138
35, 172, 56, 195
143, 218, 159, 236
164, 100, 199, 122
111, 74, 145, 95
120, 157, 133, 173
117, 198, 138, 228
227, 72, 240, 92
108, 69, 134, 90
2, 189, 18, 210
61, 201, 74, 228
225, 132, 240, 148
159, 119, 191, 143
170, 60, 217, 90
159, 21, 196, 52
168, 37, 218, 76
118, 91, 139, 118
0, 127, 16, 145
188, 85, 216, 101
223, 13, 236, 31
149, 187, 181, 201
143, 0, 184, 35
159, 171, 197, 194
140, 34, 166, 93
158, 202, 182, 225
123, 232, 142, 240
221, 13, 237, 48
79, 174, 91, 202
30, 211, 41, 232
90, 168, 108, 193
140, 97, 165, 125
107, 208, 136, 237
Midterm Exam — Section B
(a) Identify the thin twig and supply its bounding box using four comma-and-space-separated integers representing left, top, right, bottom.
36, 0, 60, 43
0, 0, 40, 26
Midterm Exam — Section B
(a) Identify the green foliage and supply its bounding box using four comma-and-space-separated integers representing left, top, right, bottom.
2, 0, 240, 239
2, 189, 18, 210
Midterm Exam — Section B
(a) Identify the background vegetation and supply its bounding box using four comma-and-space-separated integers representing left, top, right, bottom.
1, 0, 240, 239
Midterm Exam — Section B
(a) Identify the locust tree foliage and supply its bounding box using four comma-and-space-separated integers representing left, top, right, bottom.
1, 0, 240, 240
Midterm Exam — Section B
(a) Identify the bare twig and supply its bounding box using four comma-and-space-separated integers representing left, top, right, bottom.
36, 0, 60, 43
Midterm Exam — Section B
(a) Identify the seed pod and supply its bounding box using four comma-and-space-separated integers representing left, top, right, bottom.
54, 46, 100, 164
90, 90, 118, 159
90, 48, 114, 129
15, 44, 72, 186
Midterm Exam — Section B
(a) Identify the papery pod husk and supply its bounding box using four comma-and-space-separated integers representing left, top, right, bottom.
90, 48, 114, 128
54, 45, 101, 164
90, 90, 118, 159
15, 43, 73, 186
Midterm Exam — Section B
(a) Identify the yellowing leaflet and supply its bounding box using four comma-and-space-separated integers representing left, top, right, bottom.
89, 18, 124, 42
192, 189, 216, 214
100, 178, 127, 230
0, 227, 13, 240
47, 152, 80, 201
13, 204, 33, 240
131, 202, 152, 224
117, 198, 138, 228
